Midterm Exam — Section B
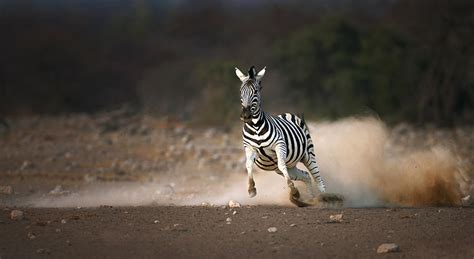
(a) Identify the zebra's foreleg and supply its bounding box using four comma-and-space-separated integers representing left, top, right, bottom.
274, 142, 292, 185
244, 146, 257, 198
274, 143, 306, 206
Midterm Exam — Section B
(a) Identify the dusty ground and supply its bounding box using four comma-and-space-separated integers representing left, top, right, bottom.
1, 206, 473, 258
0, 111, 473, 258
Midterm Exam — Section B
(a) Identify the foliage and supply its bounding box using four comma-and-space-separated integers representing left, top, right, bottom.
1, 1, 472, 125
273, 16, 420, 121
193, 61, 240, 126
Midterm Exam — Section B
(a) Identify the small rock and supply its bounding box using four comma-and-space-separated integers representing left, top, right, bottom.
201, 202, 211, 207
36, 221, 48, 226
36, 248, 50, 254
154, 220, 160, 224
83, 174, 96, 183
0, 185, 13, 195
228, 200, 241, 208
10, 210, 24, 220
181, 135, 191, 144
329, 214, 343, 223
232, 211, 237, 215
61, 219, 67, 224
64, 152, 72, 159
185, 143, 194, 151
267, 227, 277, 233
49, 185, 69, 196
290, 224, 297, 227
461, 195, 472, 206
174, 127, 186, 136
377, 243, 400, 253
27, 232, 36, 239
226, 217, 232, 224
171, 224, 188, 232
204, 128, 216, 138
20, 160, 34, 171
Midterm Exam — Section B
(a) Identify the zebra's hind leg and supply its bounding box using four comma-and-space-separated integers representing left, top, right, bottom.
287, 167, 315, 197
302, 153, 326, 193
276, 168, 311, 207
302, 154, 345, 206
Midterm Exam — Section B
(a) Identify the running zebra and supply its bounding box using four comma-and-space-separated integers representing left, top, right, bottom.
235, 66, 326, 206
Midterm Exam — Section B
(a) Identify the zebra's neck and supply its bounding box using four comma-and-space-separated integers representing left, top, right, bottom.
244, 110, 268, 131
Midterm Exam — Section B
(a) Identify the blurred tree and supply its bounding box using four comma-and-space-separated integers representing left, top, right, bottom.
274, 16, 361, 118
274, 15, 421, 122
0, 0, 471, 125
389, 0, 474, 125
354, 26, 420, 121
193, 61, 239, 126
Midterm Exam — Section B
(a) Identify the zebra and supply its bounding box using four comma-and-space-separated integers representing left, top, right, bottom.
235, 65, 326, 207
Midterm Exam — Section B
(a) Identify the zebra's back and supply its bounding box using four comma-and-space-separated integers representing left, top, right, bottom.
250, 113, 310, 171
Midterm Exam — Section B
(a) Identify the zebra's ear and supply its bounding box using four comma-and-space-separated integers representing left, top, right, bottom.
235, 67, 248, 82
255, 66, 266, 81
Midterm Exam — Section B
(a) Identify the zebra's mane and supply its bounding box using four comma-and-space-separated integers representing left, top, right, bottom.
241, 78, 258, 90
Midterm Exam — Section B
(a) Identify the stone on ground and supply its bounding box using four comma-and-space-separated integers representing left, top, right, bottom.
267, 227, 277, 233
377, 243, 400, 253
228, 200, 241, 208
0, 185, 13, 195
10, 210, 24, 221
329, 214, 343, 223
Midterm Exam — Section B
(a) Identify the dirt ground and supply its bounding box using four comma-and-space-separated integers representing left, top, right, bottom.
0, 112, 473, 258
1, 206, 473, 258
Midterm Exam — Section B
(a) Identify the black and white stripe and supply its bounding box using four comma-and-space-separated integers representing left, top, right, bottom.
236, 66, 326, 199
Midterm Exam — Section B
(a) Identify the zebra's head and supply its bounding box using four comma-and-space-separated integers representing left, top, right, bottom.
235, 66, 266, 123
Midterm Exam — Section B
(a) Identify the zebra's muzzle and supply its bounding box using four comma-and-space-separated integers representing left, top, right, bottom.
240, 106, 252, 122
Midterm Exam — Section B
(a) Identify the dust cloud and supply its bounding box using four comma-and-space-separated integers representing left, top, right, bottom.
309, 117, 469, 207
24, 117, 470, 208
25, 173, 294, 208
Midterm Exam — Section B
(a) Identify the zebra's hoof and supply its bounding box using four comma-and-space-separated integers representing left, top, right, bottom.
289, 185, 300, 199
289, 188, 310, 207
287, 180, 295, 188
248, 188, 257, 198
